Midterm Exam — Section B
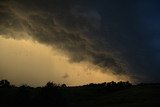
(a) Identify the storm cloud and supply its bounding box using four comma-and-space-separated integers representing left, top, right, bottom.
0, 0, 160, 82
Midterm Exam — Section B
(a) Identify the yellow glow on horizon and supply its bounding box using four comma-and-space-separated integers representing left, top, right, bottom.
0, 36, 130, 86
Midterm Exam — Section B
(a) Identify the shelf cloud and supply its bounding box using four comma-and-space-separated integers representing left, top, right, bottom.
1, 0, 160, 83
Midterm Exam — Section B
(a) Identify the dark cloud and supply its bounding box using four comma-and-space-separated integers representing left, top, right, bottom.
1, 0, 160, 82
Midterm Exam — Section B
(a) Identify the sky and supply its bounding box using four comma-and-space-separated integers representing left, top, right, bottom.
0, 0, 160, 86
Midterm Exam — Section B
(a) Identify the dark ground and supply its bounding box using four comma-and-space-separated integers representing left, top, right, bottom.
0, 81, 160, 107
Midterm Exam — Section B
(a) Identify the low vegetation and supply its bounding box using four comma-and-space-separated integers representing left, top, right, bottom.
0, 80, 160, 107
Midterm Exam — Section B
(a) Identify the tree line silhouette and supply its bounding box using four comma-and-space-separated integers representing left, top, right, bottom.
0, 79, 133, 107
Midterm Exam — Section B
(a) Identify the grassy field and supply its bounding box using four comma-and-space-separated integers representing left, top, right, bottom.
0, 83, 160, 107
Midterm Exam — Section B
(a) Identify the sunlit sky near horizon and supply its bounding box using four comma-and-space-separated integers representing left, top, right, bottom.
0, 36, 129, 86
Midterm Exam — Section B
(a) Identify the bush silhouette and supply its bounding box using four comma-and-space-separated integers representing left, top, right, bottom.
0, 79, 11, 88
61, 84, 67, 88
0, 80, 134, 107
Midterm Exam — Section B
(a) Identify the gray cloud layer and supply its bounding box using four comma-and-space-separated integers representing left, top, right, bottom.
1, 0, 160, 82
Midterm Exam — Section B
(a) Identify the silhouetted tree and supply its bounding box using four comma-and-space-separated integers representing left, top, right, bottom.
36, 81, 67, 107
0, 80, 134, 107
62, 84, 67, 88
125, 81, 132, 87
107, 81, 116, 88
0, 79, 10, 88
45, 81, 58, 88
